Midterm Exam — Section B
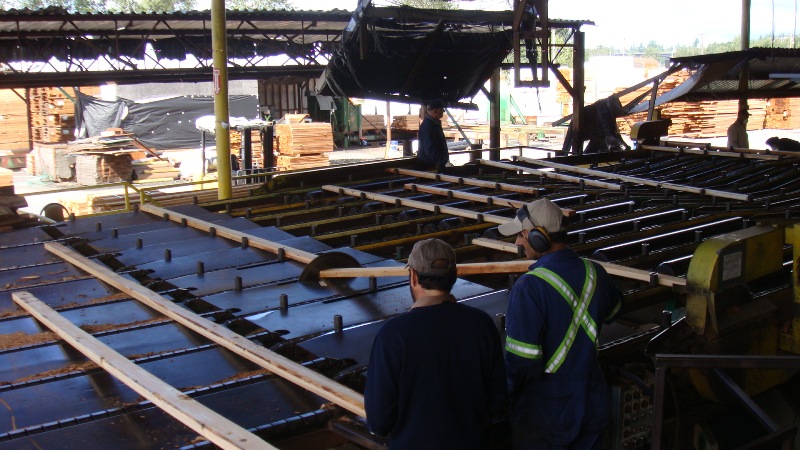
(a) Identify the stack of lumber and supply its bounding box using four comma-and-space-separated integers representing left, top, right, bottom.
0, 167, 11, 189
355, 114, 386, 131
229, 128, 264, 169
392, 114, 420, 131
29, 86, 100, 144
765, 97, 800, 129
30, 143, 74, 181
132, 158, 180, 182
75, 154, 133, 185
617, 99, 768, 138
273, 122, 333, 170
391, 115, 421, 131
0, 89, 30, 158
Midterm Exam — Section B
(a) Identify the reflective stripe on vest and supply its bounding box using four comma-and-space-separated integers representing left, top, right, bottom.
530, 259, 598, 373
505, 336, 543, 360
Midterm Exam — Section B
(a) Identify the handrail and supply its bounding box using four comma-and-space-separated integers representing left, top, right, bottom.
17, 170, 281, 218
650, 353, 800, 449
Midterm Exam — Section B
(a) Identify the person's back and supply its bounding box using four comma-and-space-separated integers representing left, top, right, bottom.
366, 301, 506, 449
417, 99, 450, 171
727, 109, 750, 148
506, 248, 620, 448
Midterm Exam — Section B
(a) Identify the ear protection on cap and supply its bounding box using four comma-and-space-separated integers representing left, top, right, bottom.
516, 205, 552, 253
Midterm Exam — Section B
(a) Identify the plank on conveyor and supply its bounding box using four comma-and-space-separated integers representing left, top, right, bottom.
12, 291, 276, 450
45, 242, 367, 417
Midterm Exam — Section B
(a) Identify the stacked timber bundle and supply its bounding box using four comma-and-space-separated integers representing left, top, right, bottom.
618, 99, 768, 138
612, 70, 775, 138
274, 122, 333, 170
132, 158, 180, 182
765, 98, 800, 129
391, 115, 421, 131
28, 87, 100, 144
0, 90, 31, 167
356, 114, 386, 132
75, 154, 133, 185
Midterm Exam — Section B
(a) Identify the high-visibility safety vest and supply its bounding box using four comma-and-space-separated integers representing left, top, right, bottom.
505, 259, 601, 374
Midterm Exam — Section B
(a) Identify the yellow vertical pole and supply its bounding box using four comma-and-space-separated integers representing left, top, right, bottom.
212, 0, 232, 200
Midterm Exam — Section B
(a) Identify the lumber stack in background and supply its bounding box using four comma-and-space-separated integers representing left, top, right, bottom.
29, 87, 100, 145
0, 90, 30, 158
391, 115, 421, 131
75, 154, 132, 185
273, 122, 333, 170
132, 158, 181, 182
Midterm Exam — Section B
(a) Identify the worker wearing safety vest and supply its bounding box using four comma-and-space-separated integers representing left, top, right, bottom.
497, 198, 623, 450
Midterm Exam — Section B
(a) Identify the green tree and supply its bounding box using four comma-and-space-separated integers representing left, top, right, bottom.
227, 0, 292, 9
15, 0, 107, 12
395, 0, 456, 9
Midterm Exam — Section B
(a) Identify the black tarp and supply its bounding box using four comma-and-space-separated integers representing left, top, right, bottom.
320, 17, 513, 105
75, 92, 258, 150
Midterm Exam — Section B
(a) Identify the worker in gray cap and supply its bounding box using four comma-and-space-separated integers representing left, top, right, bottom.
727, 107, 750, 149
417, 98, 450, 172
365, 238, 507, 449
497, 199, 622, 449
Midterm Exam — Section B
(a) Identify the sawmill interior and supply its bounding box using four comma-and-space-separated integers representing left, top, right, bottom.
4, 1, 800, 450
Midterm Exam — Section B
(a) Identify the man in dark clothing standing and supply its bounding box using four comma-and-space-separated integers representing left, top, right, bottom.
417, 98, 450, 172
497, 199, 623, 450
364, 238, 507, 450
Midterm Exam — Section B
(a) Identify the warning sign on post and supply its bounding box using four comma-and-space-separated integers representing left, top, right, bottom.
213, 68, 221, 95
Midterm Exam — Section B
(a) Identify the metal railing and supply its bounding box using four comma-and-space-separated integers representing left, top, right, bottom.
651, 353, 800, 450
18, 170, 282, 219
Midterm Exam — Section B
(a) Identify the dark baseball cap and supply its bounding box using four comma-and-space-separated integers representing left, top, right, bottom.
426, 98, 445, 109
406, 238, 456, 276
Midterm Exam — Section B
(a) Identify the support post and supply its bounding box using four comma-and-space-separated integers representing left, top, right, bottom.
571, 30, 585, 156
489, 68, 501, 160
212, 0, 232, 199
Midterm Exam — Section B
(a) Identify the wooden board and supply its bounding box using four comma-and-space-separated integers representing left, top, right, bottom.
11, 290, 276, 450
45, 241, 366, 417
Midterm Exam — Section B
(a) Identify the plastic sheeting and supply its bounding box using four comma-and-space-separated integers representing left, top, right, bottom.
320, 18, 513, 105
75, 93, 259, 150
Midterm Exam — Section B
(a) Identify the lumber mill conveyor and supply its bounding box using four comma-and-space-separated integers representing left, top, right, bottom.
3, 143, 800, 450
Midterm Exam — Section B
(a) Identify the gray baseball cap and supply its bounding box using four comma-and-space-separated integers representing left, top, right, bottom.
406, 238, 456, 276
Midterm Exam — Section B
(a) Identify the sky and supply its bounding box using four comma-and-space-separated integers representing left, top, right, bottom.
288, 0, 800, 48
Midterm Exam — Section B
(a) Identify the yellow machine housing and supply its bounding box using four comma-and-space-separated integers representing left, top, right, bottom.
685, 225, 794, 399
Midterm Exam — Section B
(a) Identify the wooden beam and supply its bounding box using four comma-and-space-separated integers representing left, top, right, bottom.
643, 143, 791, 160
43, 242, 367, 418
322, 185, 512, 225
388, 167, 547, 195
318, 250, 686, 290
403, 183, 575, 217
11, 290, 276, 450
139, 204, 318, 264
478, 159, 623, 190
517, 156, 752, 202
468, 238, 687, 290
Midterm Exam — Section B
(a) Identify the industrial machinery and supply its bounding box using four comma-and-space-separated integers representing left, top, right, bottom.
2, 142, 800, 449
